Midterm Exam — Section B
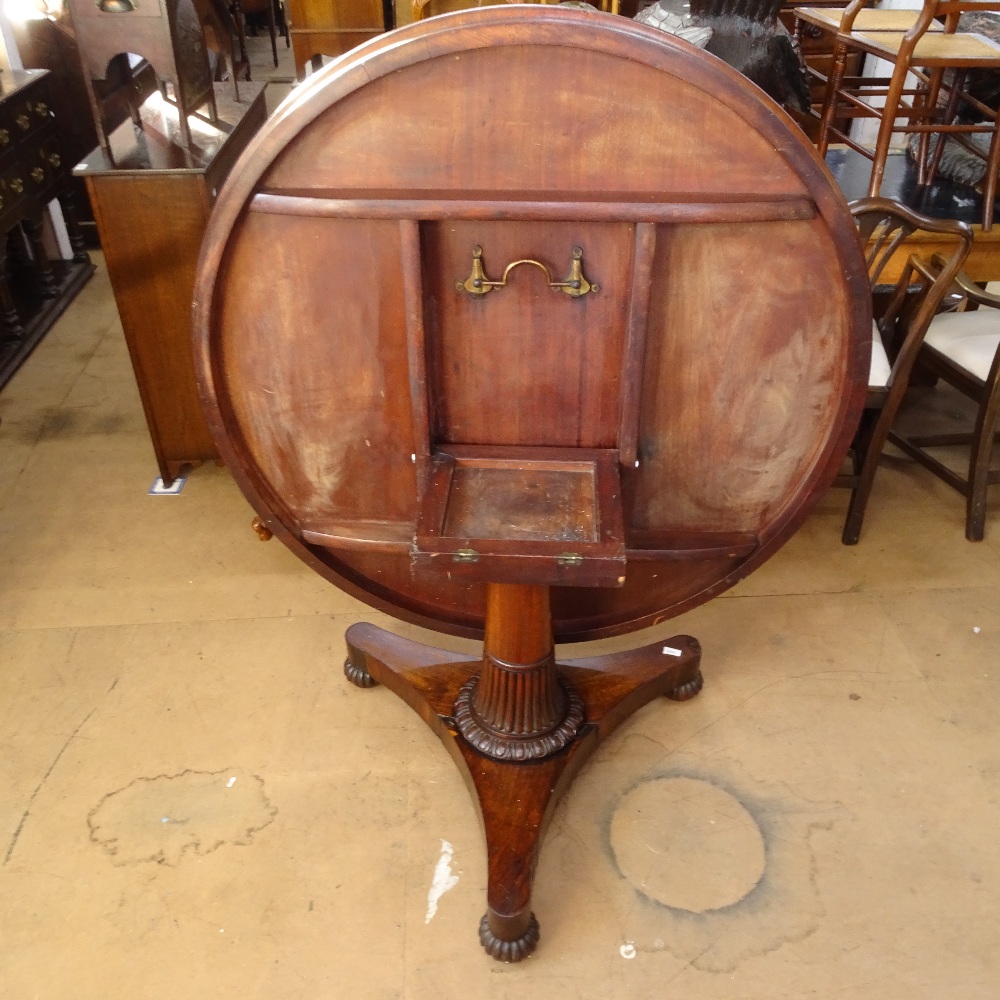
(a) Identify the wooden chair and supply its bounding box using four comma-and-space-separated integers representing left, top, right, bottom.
813, 0, 1000, 230
838, 197, 972, 544
888, 265, 1000, 539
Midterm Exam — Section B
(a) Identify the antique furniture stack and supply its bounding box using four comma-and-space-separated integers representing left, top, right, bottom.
65, 0, 220, 154
0, 69, 94, 389
194, 7, 870, 960
55, 0, 269, 483
76, 83, 266, 486
797, 0, 1000, 230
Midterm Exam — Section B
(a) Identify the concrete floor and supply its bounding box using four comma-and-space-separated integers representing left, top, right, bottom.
2, 41, 1000, 1000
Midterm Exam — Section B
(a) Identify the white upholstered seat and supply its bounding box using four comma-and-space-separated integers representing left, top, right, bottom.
870, 319, 891, 387
923, 309, 1000, 382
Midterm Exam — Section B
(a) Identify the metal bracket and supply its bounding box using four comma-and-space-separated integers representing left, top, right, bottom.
457, 246, 599, 298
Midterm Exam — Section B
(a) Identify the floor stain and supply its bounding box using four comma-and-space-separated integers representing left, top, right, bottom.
601, 757, 845, 973
609, 775, 766, 913
88, 769, 277, 866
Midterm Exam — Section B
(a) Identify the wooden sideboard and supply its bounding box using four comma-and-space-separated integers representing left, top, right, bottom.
75, 83, 267, 485
285, 0, 394, 77
1, 69, 94, 389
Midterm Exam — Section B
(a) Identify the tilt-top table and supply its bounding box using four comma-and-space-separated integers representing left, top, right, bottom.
193, 6, 870, 962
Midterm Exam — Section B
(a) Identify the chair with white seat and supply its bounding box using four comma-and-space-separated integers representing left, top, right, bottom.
889, 271, 1000, 539
839, 198, 972, 544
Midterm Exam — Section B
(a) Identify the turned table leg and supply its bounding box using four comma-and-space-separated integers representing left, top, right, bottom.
22, 213, 58, 299
0, 237, 24, 343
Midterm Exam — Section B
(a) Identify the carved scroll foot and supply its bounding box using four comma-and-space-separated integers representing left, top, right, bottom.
479, 911, 540, 963
344, 652, 379, 689
666, 666, 704, 702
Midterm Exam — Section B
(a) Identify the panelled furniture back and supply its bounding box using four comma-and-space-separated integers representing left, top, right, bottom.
76, 83, 267, 485
285, 0, 394, 76
194, 7, 870, 959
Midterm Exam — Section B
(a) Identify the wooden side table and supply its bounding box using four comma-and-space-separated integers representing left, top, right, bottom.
75, 83, 267, 485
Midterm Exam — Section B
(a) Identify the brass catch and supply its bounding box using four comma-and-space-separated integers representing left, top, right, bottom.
557, 553, 584, 567
457, 246, 599, 298
453, 548, 480, 564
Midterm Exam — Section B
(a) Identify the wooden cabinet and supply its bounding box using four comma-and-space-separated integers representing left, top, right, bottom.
75, 83, 267, 484
0, 70, 94, 389
285, 0, 393, 76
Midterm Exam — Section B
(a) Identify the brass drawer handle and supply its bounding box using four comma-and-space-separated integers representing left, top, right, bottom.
35, 102, 49, 117
457, 246, 599, 298
48, 153, 61, 168
16, 113, 30, 130
0, 129, 9, 145
31, 167, 45, 182
10, 178, 24, 194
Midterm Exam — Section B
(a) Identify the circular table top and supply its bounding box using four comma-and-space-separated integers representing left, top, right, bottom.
194, 5, 870, 641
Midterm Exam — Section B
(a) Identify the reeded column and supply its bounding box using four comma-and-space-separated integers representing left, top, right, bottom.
453, 583, 583, 761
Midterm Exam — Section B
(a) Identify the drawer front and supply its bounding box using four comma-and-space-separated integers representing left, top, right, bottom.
26, 137, 66, 201
0, 162, 31, 228
0, 81, 52, 139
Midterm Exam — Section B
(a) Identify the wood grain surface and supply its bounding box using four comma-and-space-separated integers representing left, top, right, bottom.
194, 6, 871, 640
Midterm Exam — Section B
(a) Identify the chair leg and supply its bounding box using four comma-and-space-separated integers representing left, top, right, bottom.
978, 117, 1000, 232
268, 0, 279, 67
918, 68, 959, 186
965, 385, 1000, 540
842, 407, 887, 545
869, 67, 911, 198
818, 39, 849, 157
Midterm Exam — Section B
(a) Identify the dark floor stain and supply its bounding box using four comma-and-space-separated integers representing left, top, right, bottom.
40, 409, 81, 439
601, 762, 843, 973
92, 413, 128, 436
88, 769, 278, 866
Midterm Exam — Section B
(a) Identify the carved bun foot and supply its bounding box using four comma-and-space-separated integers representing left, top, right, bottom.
344, 654, 379, 689
665, 667, 703, 702
479, 912, 539, 963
